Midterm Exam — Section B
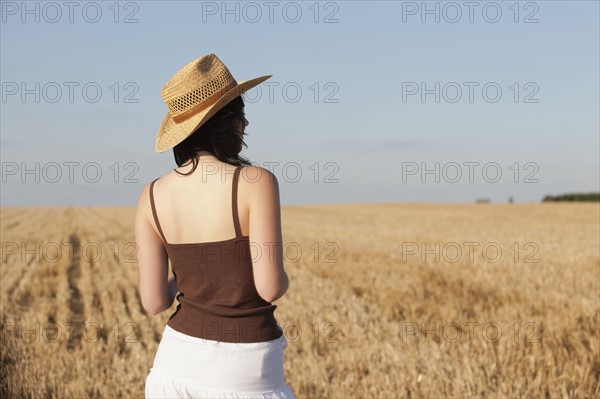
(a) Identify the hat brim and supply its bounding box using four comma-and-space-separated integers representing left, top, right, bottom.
155, 75, 272, 153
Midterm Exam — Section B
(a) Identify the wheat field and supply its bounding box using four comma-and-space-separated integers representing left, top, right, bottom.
1, 203, 598, 398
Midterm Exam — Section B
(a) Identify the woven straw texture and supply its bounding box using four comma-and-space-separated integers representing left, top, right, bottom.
155, 54, 271, 153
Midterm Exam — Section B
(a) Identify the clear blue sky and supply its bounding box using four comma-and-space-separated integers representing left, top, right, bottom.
1, 0, 598, 206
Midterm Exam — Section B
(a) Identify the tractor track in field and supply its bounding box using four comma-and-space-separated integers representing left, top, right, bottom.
66, 234, 85, 351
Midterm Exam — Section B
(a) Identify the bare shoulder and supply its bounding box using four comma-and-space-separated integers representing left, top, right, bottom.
135, 181, 152, 207
134, 180, 156, 226
239, 165, 279, 192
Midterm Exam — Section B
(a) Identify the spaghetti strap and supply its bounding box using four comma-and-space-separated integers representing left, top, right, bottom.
149, 178, 168, 244
232, 166, 242, 238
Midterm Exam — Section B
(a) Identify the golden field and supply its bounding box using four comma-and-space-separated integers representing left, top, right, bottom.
1, 203, 599, 398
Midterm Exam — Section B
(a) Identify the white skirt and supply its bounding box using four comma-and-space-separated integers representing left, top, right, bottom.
145, 323, 295, 399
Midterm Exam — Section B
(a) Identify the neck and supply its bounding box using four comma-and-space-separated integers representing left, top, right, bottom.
196, 151, 218, 160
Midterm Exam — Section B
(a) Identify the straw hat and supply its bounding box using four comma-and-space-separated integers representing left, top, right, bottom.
155, 54, 272, 153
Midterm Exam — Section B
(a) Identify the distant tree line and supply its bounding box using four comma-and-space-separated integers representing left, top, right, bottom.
542, 192, 600, 202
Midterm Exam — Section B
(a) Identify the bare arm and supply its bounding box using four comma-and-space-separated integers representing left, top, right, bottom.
247, 167, 290, 302
134, 183, 175, 315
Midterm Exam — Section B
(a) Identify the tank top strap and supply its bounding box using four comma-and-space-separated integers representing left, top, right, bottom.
149, 178, 168, 244
232, 166, 242, 238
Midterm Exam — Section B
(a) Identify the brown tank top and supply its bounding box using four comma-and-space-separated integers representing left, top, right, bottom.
149, 165, 283, 343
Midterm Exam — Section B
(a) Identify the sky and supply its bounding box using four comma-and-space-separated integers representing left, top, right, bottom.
1, 0, 599, 206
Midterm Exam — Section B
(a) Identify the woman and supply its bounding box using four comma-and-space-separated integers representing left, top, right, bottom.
135, 54, 295, 398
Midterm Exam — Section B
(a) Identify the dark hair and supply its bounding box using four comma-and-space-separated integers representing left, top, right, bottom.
173, 95, 253, 176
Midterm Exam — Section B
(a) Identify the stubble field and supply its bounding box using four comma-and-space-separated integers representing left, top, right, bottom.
1, 203, 599, 398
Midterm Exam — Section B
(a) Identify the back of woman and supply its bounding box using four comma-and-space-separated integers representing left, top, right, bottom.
135, 54, 294, 398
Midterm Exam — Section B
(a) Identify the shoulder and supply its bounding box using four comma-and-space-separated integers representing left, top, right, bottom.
136, 178, 159, 201
135, 178, 161, 218
238, 166, 279, 191
138, 170, 178, 200
238, 166, 280, 205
